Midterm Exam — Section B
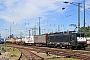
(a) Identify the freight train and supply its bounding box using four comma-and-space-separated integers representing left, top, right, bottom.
33, 32, 87, 49
5, 31, 87, 49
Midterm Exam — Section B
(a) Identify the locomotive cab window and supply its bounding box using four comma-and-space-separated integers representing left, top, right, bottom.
80, 34, 85, 37
76, 34, 80, 37
76, 33, 85, 37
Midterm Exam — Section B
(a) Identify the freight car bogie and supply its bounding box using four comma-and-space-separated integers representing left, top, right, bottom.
59, 44, 71, 49
69, 45, 86, 50
47, 44, 57, 48
47, 42, 87, 49
23, 43, 34, 46
77, 45, 86, 50
35, 43, 47, 47
47, 43, 69, 48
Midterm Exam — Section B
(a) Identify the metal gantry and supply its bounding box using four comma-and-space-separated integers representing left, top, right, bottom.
63, 1, 82, 32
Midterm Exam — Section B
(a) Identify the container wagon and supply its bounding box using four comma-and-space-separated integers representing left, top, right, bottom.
34, 34, 48, 46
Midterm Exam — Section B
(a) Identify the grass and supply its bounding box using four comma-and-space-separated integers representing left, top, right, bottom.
6, 47, 21, 58
40, 53, 78, 60
0, 44, 21, 60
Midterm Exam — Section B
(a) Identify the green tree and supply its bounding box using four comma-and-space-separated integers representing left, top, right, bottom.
79, 26, 90, 37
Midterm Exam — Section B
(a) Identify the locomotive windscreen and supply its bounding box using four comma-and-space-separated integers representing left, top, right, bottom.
76, 33, 85, 37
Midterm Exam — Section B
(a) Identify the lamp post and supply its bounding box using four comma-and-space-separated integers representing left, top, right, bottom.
63, 1, 81, 32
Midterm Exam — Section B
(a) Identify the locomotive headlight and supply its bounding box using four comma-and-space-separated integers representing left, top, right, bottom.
68, 43, 70, 45
57, 43, 60, 44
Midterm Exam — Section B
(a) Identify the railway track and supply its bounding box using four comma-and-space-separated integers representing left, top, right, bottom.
6, 44, 47, 60
5, 44, 90, 60
28, 47, 90, 60
19, 48, 47, 60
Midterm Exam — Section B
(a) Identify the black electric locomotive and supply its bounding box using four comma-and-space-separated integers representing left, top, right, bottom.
47, 32, 87, 49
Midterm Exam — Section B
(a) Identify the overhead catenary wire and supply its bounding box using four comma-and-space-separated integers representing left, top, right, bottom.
2, 0, 29, 24
43, 9, 79, 33
2, 0, 34, 36
2, 0, 78, 26
54, 10, 85, 32
1, 0, 89, 35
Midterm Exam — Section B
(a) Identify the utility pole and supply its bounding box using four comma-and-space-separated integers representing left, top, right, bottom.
20, 32, 22, 38
78, 3, 80, 32
0, 31, 1, 38
84, 0, 86, 34
10, 25, 11, 39
58, 25, 60, 32
34, 25, 37, 35
31, 28, 33, 36
29, 30, 30, 36
28, 27, 37, 36
39, 17, 41, 35
84, 0, 85, 27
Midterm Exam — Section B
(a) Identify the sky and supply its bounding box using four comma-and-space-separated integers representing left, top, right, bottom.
0, 0, 90, 38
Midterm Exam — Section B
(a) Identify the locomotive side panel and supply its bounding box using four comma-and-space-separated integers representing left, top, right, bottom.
47, 34, 71, 47
48, 35, 70, 42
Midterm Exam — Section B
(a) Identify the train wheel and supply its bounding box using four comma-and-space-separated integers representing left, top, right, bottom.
47, 44, 50, 47
83, 47, 86, 50
71, 46, 75, 50
60, 45, 62, 48
65, 46, 69, 49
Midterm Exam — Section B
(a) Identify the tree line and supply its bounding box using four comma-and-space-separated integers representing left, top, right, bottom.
79, 26, 90, 37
